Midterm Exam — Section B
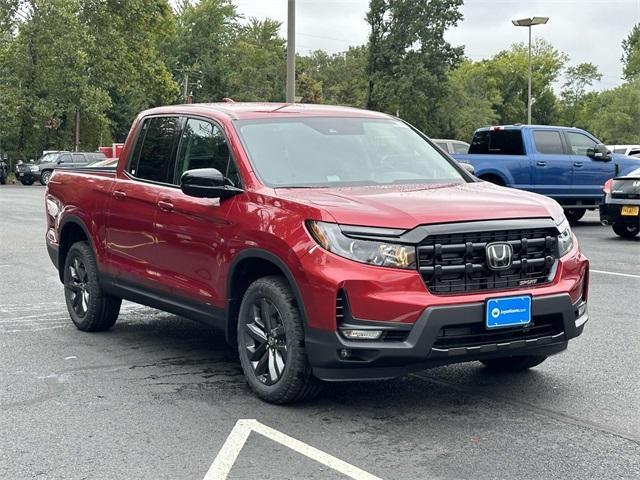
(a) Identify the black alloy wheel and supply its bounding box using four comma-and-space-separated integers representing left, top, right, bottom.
66, 256, 91, 318
244, 297, 288, 386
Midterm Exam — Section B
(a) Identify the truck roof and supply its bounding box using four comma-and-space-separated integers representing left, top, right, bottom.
476, 124, 587, 132
139, 102, 392, 121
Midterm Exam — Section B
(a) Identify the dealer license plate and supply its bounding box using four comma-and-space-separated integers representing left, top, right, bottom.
486, 295, 531, 329
621, 206, 639, 216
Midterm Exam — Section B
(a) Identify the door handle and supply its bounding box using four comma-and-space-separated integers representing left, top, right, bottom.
157, 200, 174, 212
536, 161, 547, 167
112, 190, 127, 200
573, 162, 584, 168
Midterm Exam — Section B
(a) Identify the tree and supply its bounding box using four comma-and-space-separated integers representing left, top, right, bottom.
483, 39, 567, 125
622, 23, 640, 80
364, 0, 464, 135
560, 63, 602, 126
580, 80, 640, 143
225, 18, 286, 102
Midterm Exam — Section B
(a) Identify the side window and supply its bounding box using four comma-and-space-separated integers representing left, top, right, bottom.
58, 154, 72, 164
130, 116, 180, 183
72, 153, 86, 164
174, 118, 241, 186
434, 141, 449, 152
629, 149, 640, 156
613, 148, 627, 154
566, 132, 597, 156
469, 130, 524, 155
452, 142, 469, 154
533, 131, 565, 155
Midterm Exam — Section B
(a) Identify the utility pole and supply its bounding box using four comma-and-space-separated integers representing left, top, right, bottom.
512, 17, 549, 124
74, 107, 80, 152
286, 0, 296, 103
183, 71, 189, 103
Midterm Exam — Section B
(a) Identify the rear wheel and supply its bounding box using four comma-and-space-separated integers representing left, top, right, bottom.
237, 276, 322, 404
564, 208, 586, 223
63, 241, 121, 331
20, 178, 34, 186
612, 222, 639, 238
481, 355, 547, 372
40, 170, 52, 185
479, 174, 505, 186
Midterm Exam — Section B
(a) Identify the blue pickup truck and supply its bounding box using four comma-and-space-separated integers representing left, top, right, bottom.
452, 125, 640, 222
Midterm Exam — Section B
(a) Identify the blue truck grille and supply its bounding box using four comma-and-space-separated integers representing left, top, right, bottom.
417, 227, 558, 294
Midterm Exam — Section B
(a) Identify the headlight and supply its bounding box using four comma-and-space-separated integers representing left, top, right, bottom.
306, 221, 416, 269
556, 216, 574, 257
29, 165, 39, 172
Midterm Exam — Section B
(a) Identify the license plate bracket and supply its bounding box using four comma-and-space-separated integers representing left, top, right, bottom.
621, 205, 639, 216
486, 295, 532, 329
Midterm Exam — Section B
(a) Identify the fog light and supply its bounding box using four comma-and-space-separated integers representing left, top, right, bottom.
339, 349, 351, 359
577, 302, 587, 317
340, 329, 383, 341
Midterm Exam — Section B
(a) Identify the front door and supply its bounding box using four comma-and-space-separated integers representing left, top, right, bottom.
564, 130, 616, 200
105, 116, 180, 289
153, 117, 242, 312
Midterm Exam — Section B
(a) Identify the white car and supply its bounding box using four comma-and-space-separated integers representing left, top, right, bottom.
607, 145, 640, 156
432, 139, 470, 155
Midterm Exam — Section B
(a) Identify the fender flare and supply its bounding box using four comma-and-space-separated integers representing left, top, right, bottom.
56, 214, 97, 282
226, 248, 310, 343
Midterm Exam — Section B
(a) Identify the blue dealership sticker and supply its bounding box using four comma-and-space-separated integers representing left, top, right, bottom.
486, 295, 532, 329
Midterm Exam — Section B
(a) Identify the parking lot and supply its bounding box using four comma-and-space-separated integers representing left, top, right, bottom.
0, 184, 638, 479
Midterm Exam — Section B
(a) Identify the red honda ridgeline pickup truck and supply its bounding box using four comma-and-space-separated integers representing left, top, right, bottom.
45, 103, 589, 403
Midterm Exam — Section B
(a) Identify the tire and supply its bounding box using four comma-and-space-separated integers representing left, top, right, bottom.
612, 222, 639, 238
237, 276, 322, 404
0, 174, 5, 185
21, 179, 34, 186
40, 170, 52, 185
481, 355, 547, 372
564, 208, 585, 223
479, 175, 505, 186
63, 241, 121, 332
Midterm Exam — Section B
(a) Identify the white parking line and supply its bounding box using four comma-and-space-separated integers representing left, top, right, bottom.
591, 269, 640, 279
203, 419, 382, 480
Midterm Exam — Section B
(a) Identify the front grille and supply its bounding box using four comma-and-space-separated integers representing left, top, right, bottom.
433, 313, 564, 349
418, 227, 558, 294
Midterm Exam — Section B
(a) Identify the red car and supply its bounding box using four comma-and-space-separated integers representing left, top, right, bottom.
45, 103, 589, 403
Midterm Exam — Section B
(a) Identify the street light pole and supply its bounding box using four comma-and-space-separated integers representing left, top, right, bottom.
512, 17, 549, 124
286, 0, 296, 103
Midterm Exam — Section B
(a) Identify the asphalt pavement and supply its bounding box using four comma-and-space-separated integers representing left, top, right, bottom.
1, 184, 638, 480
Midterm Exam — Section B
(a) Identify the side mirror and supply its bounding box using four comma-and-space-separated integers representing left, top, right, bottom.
587, 143, 612, 161
180, 168, 242, 199
458, 161, 475, 175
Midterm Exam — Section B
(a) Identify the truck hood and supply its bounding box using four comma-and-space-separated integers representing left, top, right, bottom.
276, 181, 563, 229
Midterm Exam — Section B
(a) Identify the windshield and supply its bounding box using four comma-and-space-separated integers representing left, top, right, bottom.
235, 117, 465, 188
36, 152, 61, 164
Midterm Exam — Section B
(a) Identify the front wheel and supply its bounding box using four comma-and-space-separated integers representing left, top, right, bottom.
40, 170, 52, 185
237, 276, 322, 404
612, 222, 639, 238
564, 208, 586, 223
63, 241, 121, 331
20, 178, 34, 186
481, 355, 547, 372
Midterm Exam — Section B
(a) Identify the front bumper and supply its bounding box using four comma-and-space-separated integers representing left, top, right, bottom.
15, 171, 40, 182
306, 293, 587, 381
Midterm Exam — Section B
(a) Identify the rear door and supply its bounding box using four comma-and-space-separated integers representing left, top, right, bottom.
531, 129, 572, 198
153, 116, 242, 311
564, 130, 616, 199
105, 116, 180, 289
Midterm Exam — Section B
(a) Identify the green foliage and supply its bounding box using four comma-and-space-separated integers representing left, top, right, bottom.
579, 80, 640, 144
622, 23, 640, 80
559, 62, 602, 126
364, 0, 464, 133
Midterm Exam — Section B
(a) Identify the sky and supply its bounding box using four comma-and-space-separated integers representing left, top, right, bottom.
231, 0, 640, 91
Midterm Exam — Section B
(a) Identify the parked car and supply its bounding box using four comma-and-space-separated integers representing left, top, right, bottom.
607, 145, 640, 157
452, 125, 640, 223
600, 167, 640, 238
16, 151, 107, 185
45, 103, 589, 404
0, 158, 7, 184
432, 139, 470, 155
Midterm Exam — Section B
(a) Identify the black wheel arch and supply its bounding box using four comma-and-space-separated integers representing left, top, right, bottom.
226, 248, 310, 345
57, 215, 96, 283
